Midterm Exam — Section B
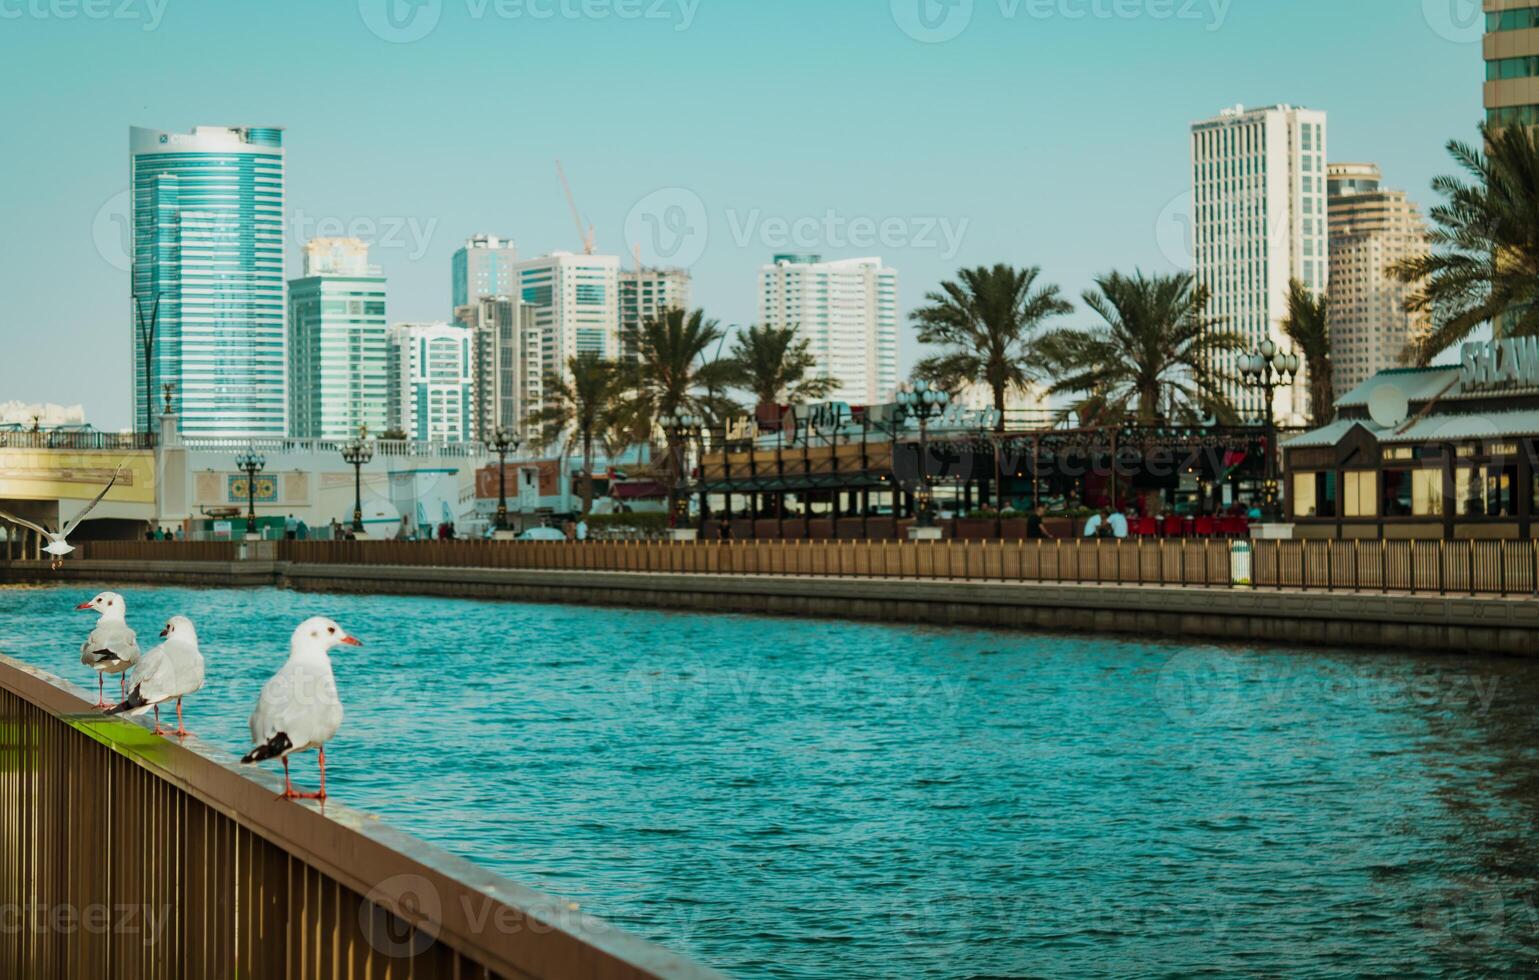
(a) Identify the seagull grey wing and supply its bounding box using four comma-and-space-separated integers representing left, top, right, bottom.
251, 661, 342, 750
81, 622, 140, 667
0, 507, 52, 538
62, 466, 122, 535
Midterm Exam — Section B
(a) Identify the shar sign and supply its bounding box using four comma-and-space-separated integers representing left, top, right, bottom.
1461, 338, 1539, 390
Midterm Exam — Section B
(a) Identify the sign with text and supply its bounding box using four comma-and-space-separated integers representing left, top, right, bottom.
1460, 338, 1539, 390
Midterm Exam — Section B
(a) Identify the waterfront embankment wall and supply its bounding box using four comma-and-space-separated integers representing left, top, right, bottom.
5, 559, 1536, 656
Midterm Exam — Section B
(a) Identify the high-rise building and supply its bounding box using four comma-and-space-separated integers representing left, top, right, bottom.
1326, 164, 1432, 394
1485, 4, 1539, 128
618, 266, 691, 361
386, 322, 474, 443
130, 125, 286, 437
287, 238, 388, 440
512, 252, 621, 381
757, 255, 897, 406
1191, 104, 1327, 424
451, 235, 518, 310
455, 295, 542, 441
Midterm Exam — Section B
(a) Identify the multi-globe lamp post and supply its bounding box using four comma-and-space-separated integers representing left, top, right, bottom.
340, 427, 374, 535
235, 447, 266, 539
659, 412, 703, 529
1239, 339, 1299, 520
492, 427, 520, 533
896, 380, 951, 528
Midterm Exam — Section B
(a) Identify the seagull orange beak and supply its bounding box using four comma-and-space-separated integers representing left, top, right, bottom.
340, 635, 363, 647
75, 601, 92, 610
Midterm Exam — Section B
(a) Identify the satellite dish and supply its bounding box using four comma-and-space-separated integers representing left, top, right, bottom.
1367, 384, 1409, 429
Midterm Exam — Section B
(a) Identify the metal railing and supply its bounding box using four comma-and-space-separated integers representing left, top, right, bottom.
51, 537, 1539, 597
0, 430, 154, 451
0, 654, 720, 980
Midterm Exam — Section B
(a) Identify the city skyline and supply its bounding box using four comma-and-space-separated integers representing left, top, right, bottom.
0, 1, 1481, 429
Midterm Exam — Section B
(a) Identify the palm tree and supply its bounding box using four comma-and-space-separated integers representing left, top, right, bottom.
1393, 124, 1539, 363
911, 264, 1073, 432
1282, 279, 1334, 424
1035, 270, 1245, 424
724, 324, 840, 409
618, 309, 740, 502
527, 352, 623, 517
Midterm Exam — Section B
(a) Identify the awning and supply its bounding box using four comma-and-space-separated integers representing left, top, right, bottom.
612, 481, 667, 500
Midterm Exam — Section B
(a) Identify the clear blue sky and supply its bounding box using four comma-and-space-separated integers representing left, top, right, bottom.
0, 0, 1482, 429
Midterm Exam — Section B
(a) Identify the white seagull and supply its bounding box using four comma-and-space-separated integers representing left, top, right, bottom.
241, 616, 361, 800
108, 615, 205, 737
0, 463, 126, 569
76, 591, 141, 708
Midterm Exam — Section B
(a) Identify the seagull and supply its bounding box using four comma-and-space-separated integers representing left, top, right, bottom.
108, 615, 205, 737
241, 616, 360, 801
76, 591, 141, 708
0, 463, 126, 569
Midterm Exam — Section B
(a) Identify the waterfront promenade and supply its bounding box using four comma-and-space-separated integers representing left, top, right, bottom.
5, 537, 1538, 655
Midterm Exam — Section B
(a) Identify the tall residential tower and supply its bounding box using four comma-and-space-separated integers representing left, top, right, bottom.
1325, 164, 1431, 394
288, 238, 388, 440
757, 255, 897, 406
451, 234, 518, 309
618, 266, 691, 362
1191, 104, 1326, 424
386, 322, 474, 443
130, 125, 286, 437
1486, 3, 1539, 128
513, 252, 621, 384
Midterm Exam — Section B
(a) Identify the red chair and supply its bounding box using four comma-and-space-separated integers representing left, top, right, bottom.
1218, 516, 1245, 537
1194, 516, 1216, 537
1135, 517, 1158, 536
1162, 516, 1184, 537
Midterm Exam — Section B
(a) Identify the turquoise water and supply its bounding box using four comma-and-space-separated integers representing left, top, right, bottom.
4, 583, 1539, 978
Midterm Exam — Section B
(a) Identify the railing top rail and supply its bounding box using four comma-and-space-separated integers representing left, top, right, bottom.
0, 653, 723, 980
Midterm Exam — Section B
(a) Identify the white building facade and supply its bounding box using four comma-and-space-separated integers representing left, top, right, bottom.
386, 322, 474, 443
757, 255, 898, 406
513, 253, 621, 383
454, 295, 543, 442
1191, 104, 1327, 425
618, 266, 691, 362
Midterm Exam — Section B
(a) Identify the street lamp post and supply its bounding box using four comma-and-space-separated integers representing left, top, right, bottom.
896, 380, 951, 528
235, 447, 266, 539
659, 413, 703, 531
492, 427, 519, 533
133, 293, 163, 448
1239, 339, 1299, 520
341, 428, 374, 535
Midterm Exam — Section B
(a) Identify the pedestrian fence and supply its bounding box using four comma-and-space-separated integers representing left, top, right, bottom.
58, 537, 1539, 598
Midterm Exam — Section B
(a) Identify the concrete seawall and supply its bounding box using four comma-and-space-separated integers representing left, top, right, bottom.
5, 559, 1538, 656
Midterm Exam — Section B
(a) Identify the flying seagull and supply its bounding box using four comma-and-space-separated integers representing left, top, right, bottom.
0, 463, 126, 569
76, 591, 141, 708
241, 616, 360, 801
108, 615, 205, 737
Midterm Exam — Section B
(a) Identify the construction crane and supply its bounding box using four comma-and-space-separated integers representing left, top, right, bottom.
555, 160, 596, 255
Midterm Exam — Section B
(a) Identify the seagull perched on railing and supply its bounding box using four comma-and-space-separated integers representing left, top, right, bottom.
108, 615, 205, 737
241, 616, 360, 800
76, 591, 141, 708
0, 463, 126, 569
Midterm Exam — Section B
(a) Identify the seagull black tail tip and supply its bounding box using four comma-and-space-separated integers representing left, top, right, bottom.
241, 733, 292, 764
106, 687, 146, 715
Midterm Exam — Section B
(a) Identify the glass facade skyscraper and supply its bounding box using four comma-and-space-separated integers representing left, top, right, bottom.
131, 125, 286, 437
288, 238, 388, 440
